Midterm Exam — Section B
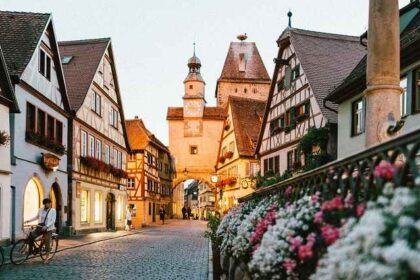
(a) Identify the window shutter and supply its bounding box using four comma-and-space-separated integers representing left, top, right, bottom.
280, 117, 285, 128
304, 101, 310, 115
290, 107, 296, 125
284, 66, 291, 90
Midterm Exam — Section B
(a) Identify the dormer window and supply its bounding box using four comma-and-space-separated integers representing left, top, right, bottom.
189, 85, 193, 90
61, 55, 73, 65
239, 53, 246, 72
39, 49, 51, 80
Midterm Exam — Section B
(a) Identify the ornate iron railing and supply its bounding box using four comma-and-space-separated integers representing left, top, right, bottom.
240, 128, 420, 207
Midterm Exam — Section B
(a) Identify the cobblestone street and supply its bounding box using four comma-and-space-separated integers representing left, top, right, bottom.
0, 220, 209, 280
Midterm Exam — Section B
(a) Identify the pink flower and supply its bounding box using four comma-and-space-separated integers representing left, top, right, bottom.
314, 211, 323, 224
282, 258, 296, 274
285, 185, 293, 194
307, 233, 316, 244
321, 225, 340, 245
288, 236, 302, 251
298, 243, 313, 261
311, 193, 320, 204
321, 197, 343, 211
356, 204, 365, 217
374, 160, 396, 180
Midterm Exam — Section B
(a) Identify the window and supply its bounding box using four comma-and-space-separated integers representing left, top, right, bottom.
47, 115, 55, 139
88, 135, 95, 157
95, 139, 102, 160
80, 190, 90, 223
113, 149, 118, 167
277, 79, 284, 92
291, 64, 300, 81
400, 76, 408, 116
26, 103, 36, 132
81, 131, 87, 157
264, 156, 279, 175
287, 151, 294, 171
94, 191, 103, 223
189, 85, 193, 89
253, 88, 257, 94
415, 70, 420, 112
351, 98, 365, 136
61, 55, 73, 64
110, 108, 119, 128
235, 88, 238, 93
148, 202, 152, 215
249, 162, 259, 177
244, 88, 247, 94
270, 116, 285, 135
117, 151, 122, 169
190, 145, 198, 155
56, 121, 63, 144
37, 109, 46, 136
117, 195, 124, 221
91, 92, 101, 116
39, 49, 51, 80
104, 145, 110, 164
127, 178, 135, 189
229, 142, 235, 153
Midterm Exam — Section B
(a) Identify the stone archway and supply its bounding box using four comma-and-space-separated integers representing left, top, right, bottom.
50, 182, 62, 233
23, 178, 44, 227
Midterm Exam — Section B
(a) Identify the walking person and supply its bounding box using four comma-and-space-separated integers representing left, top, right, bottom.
181, 206, 187, 220
159, 206, 166, 225
125, 206, 133, 231
24, 198, 56, 264
187, 207, 192, 220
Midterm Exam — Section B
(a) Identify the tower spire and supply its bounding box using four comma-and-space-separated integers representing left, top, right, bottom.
193, 42, 196, 56
288, 10, 293, 28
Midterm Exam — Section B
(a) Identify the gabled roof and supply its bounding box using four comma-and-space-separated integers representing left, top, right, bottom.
58, 38, 110, 111
166, 107, 226, 120
229, 96, 266, 157
326, 2, 420, 104
0, 11, 50, 77
126, 118, 169, 153
0, 46, 19, 112
0, 11, 70, 112
278, 28, 366, 122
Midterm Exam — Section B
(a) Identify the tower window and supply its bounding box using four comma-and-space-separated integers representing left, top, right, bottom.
253, 88, 257, 94
235, 88, 238, 93
190, 145, 198, 155
189, 85, 193, 89
244, 88, 247, 94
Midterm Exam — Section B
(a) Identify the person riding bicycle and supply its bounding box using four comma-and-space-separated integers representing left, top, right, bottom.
24, 198, 56, 264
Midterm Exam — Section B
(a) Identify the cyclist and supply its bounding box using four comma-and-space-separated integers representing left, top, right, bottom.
24, 198, 56, 264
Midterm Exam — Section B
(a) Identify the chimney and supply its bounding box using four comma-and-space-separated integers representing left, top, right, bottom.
364, 0, 402, 147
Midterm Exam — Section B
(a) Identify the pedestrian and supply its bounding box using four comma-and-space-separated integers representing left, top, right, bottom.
159, 206, 166, 225
24, 198, 56, 264
187, 207, 192, 220
181, 206, 187, 220
125, 206, 132, 231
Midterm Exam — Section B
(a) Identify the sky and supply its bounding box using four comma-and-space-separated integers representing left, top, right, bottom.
1, 0, 411, 144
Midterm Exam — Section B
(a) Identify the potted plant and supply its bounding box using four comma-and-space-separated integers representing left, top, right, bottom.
224, 151, 234, 159
0, 130, 10, 146
219, 156, 226, 164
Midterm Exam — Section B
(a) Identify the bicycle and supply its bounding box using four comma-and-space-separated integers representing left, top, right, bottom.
10, 226, 59, 265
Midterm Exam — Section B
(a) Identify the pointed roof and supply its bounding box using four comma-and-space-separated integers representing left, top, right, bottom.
0, 46, 19, 112
125, 118, 169, 153
229, 96, 266, 157
58, 38, 110, 111
218, 42, 271, 82
0, 11, 50, 77
0, 11, 70, 112
277, 28, 366, 122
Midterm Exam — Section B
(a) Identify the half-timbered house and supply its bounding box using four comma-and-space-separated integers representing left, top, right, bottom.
326, 2, 420, 158
215, 96, 265, 212
0, 45, 19, 243
256, 28, 366, 176
0, 11, 71, 237
59, 38, 129, 234
126, 117, 174, 227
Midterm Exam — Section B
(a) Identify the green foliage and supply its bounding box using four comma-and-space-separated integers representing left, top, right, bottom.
256, 169, 293, 189
25, 131, 66, 155
302, 152, 333, 172
298, 126, 330, 156
204, 213, 222, 247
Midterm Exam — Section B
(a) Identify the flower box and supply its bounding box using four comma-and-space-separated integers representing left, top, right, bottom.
25, 131, 66, 155
219, 156, 226, 163
224, 151, 234, 159
80, 156, 128, 179
223, 177, 237, 186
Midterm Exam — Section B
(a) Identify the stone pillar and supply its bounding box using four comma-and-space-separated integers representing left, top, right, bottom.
365, 0, 402, 147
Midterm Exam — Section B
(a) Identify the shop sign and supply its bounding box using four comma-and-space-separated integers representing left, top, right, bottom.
42, 153, 60, 171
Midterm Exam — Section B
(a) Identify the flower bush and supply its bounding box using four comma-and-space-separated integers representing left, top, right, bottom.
25, 130, 66, 155
224, 151, 234, 159
80, 156, 128, 179
0, 130, 10, 146
312, 185, 420, 280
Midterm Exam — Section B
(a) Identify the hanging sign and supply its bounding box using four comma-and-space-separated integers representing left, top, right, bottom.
42, 153, 60, 171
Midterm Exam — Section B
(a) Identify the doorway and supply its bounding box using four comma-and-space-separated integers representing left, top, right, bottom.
106, 193, 115, 230
50, 183, 62, 233
152, 203, 156, 222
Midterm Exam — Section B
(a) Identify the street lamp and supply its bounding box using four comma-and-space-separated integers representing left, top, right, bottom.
210, 174, 219, 183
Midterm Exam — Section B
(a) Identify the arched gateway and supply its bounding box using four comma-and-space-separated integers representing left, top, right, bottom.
167, 52, 225, 216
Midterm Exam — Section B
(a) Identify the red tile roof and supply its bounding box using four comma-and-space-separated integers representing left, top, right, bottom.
218, 42, 271, 83
167, 107, 226, 120
229, 96, 266, 157
126, 118, 168, 152
58, 38, 110, 111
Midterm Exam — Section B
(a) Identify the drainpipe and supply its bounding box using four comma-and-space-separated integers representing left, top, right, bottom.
66, 114, 74, 235
11, 185, 15, 243
365, 0, 403, 147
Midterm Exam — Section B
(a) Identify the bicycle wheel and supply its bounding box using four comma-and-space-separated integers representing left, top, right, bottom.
10, 239, 30, 265
40, 237, 58, 261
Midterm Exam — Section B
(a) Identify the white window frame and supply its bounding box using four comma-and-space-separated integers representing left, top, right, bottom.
105, 145, 110, 164
81, 131, 87, 157
88, 135, 95, 157
95, 139, 102, 160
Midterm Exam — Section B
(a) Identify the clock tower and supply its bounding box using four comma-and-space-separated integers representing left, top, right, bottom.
183, 50, 206, 118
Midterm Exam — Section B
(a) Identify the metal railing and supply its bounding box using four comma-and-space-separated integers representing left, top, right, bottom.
240, 129, 420, 207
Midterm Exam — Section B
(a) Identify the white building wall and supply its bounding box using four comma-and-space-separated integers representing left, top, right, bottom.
0, 105, 11, 242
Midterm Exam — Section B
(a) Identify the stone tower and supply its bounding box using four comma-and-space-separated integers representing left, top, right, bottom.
183, 52, 206, 119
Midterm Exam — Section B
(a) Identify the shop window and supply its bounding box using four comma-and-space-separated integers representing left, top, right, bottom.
117, 195, 124, 221
351, 98, 365, 136
80, 190, 90, 223
94, 191, 103, 223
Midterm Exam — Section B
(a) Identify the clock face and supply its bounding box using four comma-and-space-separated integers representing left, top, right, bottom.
184, 100, 203, 117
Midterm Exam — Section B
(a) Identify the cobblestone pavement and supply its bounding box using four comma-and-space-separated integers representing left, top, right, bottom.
0, 220, 209, 280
